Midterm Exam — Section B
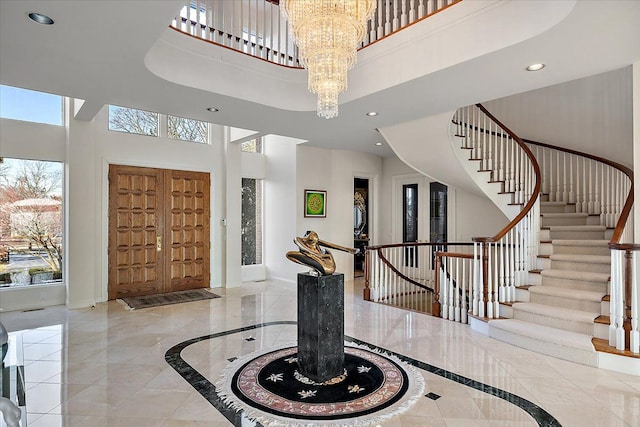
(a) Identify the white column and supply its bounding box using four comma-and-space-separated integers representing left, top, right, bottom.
224, 128, 242, 287
633, 61, 640, 243
66, 98, 97, 308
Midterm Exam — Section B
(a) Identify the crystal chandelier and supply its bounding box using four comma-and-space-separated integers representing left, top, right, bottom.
281, 0, 376, 119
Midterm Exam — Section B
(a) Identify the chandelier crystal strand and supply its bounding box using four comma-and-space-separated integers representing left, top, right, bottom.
282, 0, 376, 119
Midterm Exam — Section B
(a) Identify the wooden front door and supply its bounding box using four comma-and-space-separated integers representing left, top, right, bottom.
108, 165, 210, 300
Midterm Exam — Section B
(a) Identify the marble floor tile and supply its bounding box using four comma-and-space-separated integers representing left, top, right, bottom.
1, 278, 639, 427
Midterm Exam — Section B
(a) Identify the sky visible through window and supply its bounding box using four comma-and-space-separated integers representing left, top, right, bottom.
0, 84, 63, 126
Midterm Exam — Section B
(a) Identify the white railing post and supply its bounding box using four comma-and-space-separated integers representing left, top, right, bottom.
631, 251, 639, 354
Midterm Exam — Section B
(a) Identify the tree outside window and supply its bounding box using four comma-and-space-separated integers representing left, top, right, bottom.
168, 115, 208, 143
0, 159, 63, 287
241, 178, 263, 265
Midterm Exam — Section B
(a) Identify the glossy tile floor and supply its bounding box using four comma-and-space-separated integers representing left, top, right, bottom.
1, 278, 639, 427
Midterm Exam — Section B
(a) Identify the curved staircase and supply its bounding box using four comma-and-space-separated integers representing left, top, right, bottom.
450, 105, 636, 368
489, 197, 610, 366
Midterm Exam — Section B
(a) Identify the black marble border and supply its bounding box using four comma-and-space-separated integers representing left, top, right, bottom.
165, 321, 561, 427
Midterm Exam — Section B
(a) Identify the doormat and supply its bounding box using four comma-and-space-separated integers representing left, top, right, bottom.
118, 289, 220, 310
216, 343, 424, 426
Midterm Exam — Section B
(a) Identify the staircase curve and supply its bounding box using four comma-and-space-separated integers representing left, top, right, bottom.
377, 103, 638, 370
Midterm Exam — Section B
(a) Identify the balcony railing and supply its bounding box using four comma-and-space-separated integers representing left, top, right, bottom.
170, 0, 461, 67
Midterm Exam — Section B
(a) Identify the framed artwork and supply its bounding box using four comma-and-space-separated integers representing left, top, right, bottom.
304, 189, 327, 218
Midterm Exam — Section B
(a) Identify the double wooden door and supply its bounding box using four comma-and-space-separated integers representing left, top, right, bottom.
108, 165, 210, 300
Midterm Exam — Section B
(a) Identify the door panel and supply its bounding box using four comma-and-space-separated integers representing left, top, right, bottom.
109, 165, 164, 300
108, 165, 210, 299
165, 170, 210, 292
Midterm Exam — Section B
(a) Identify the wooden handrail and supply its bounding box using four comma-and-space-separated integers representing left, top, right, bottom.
172, 0, 463, 69
472, 104, 541, 244
375, 248, 433, 292
609, 243, 640, 251
367, 241, 473, 251
523, 138, 633, 245
435, 251, 473, 259
168, 26, 302, 69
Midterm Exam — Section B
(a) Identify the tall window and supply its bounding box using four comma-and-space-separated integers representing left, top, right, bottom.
403, 183, 418, 268
241, 178, 263, 265
430, 182, 447, 243
168, 115, 208, 143
0, 158, 64, 287
0, 85, 63, 126
241, 138, 263, 153
108, 105, 158, 136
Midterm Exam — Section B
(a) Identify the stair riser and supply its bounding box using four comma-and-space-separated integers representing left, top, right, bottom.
528, 273, 541, 286
512, 309, 594, 335
488, 326, 598, 367
540, 205, 577, 214
542, 217, 587, 227
586, 216, 602, 226
601, 300, 610, 316
540, 276, 608, 293
552, 245, 610, 256
549, 230, 606, 240
515, 287, 530, 301
529, 293, 601, 313
594, 322, 609, 340
550, 260, 610, 275
539, 243, 553, 256
536, 258, 551, 270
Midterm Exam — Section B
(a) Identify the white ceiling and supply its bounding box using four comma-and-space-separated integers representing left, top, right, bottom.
1, 0, 639, 158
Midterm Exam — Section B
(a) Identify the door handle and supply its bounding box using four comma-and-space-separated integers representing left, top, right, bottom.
157, 236, 162, 251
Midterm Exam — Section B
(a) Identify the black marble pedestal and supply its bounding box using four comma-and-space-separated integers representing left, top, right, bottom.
297, 273, 345, 383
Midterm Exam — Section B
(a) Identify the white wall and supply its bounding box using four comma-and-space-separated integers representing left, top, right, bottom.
1, 104, 230, 309
264, 135, 301, 282
484, 67, 633, 168
0, 118, 66, 162
295, 146, 383, 281
380, 156, 508, 245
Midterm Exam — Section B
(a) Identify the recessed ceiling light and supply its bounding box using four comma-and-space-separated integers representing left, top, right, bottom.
366, 111, 378, 117
206, 107, 219, 112
375, 142, 383, 146
27, 12, 54, 25
526, 63, 545, 72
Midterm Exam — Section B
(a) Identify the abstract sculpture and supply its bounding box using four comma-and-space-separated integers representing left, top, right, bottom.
286, 230, 358, 276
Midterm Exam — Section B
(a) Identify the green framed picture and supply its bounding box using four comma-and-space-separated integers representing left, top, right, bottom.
304, 189, 327, 218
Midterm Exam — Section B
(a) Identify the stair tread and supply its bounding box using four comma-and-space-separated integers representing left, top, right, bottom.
489, 319, 596, 350
512, 302, 599, 322
552, 239, 609, 247
541, 201, 572, 206
528, 285, 605, 301
540, 269, 609, 282
541, 213, 589, 218
548, 225, 607, 231
549, 254, 610, 263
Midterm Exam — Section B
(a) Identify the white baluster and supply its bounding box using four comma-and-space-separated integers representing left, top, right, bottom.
454, 257, 461, 322
401, 0, 408, 27
392, 0, 399, 32
385, 0, 392, 35
448, 256, 455, 320
472, 243, 479, 316
487, 243, 494, 318
478, 243, 485, 317
631, 251, 639, 354
418, 0, 425, 18
612, 250, 625, 350
461, 257, 468, 323
409, 0, 416, 22
441, 255, 449, 319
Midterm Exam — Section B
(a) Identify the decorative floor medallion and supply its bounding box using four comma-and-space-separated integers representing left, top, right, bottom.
216, 344, 425, 426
